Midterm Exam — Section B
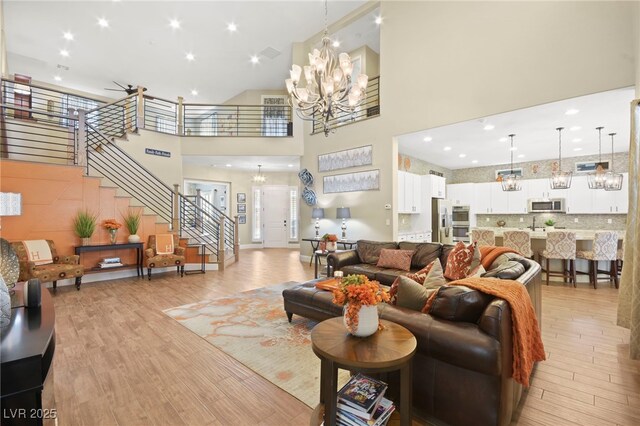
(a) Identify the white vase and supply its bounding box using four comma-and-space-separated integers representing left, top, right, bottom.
128, 234, 141, 243
326, 241, 337, 252
343, 304, 379, 337
545, 226, 555, 232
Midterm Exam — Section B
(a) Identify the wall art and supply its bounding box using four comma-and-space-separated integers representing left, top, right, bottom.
237, 204, 246, 214
238, 215, 246, 224
323, 170, 380, 194
237, 193, 246, 203
301, 187, 317, 206
318, 145, 373, 172
298, 169, 314, 186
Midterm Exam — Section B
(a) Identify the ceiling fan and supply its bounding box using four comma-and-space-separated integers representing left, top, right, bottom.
104, 81, 147, 95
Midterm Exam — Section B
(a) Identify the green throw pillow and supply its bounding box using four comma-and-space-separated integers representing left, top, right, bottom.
395, 276, 438, 311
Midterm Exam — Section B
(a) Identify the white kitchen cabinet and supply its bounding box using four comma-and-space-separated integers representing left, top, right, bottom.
474, 182, 493, 214
591, 173, 628, 214
429, 175, 446, 199
447, 183, 475, 206
566, 176, 592, 214
490, 182, 510, 214
615, 173, 629, 213
506, 180, 529, 214
397, 171, 421, 214
527, 178, 570, 199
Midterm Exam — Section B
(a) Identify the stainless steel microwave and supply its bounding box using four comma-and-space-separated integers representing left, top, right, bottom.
528, 198, 566, 213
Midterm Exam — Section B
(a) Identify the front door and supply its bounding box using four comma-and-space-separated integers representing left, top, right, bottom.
262, 186, 289, 248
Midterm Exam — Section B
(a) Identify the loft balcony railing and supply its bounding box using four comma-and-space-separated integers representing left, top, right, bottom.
183, 103, 293, 137
311, 76, 380, 135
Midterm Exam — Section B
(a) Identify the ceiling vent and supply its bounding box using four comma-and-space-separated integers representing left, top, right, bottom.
260, 47, 281, 60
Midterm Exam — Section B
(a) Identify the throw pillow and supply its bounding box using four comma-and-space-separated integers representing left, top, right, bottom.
444, 241, 481, 281
393, 276, 438, 311
376, 249, 415, 271
155, 234, 175, 255
389, 259, 445, 305
356, 240, 399, 265
23, 240, 53, 265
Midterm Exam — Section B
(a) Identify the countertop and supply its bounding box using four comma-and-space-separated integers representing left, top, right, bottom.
471, 227, 625, 240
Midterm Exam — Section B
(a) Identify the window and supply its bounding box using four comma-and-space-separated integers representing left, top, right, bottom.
61, 94, 100, 127
289, 188, 298, 240
252, 187, 262, 241
262, 96, 288, 136
199, 113, 218, 136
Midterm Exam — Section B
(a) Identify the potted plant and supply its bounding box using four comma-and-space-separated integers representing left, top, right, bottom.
102, 219, 123, 244
322, 233, 339, 252
72, 210, 98, 246
544, 219, 556, 231
122, 208, 142, 243
332, 274, 390, 337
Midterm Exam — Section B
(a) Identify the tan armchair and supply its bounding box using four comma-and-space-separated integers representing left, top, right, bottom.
145, 234, 185, 280
11, 240, 84, 290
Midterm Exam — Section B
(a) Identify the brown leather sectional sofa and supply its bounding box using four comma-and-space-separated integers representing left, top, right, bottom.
282, 240, 542, 426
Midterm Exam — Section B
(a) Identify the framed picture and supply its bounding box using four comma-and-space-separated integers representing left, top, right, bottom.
237, 204, 246, 213
318, 145, 373, 172
237, 193, 246, 203
575, 160, 609, 173
495, 168, 523, 179
238, 215, 246, 224
323, 169, 380, 194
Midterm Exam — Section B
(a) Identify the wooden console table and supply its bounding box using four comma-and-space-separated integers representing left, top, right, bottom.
1, 282, 56, 425
74, 242, 144, 277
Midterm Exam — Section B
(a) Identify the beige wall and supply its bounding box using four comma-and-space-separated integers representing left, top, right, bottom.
349, 45, 380, 78
297, 1, 636, 257
0, 0, 7, 77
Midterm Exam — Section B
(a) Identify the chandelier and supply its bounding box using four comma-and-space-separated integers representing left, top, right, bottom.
502, 134, 521, 191
550, 127, 572, 189
604, 132, 623, 191
587, 127, 606, 189
253, 165, 266, 183
285, 0, 368, 137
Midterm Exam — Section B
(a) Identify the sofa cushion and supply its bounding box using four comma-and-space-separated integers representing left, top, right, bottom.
483, 260, 526, 279
376, 269, 410, 286
427, 285, 493, 323
489, 252, 525, 270
399, 242, 442, 269
394, 276, 438, 311
376, 249, 414, 271
444, 242, 481, 281
341, 264, 386, 281
440, 244, 456, 267
409, 259, 445, 287
356, 240, 398, 264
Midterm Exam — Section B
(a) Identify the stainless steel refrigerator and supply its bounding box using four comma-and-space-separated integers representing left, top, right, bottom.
431, 198, 453, 244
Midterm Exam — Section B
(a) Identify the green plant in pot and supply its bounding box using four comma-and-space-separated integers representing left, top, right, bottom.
544, 219, 556, 231
123, 208, 142, 243
73, 210, 98, 246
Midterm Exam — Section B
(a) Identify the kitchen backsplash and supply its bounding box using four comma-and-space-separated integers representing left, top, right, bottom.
476, 213, 627, 230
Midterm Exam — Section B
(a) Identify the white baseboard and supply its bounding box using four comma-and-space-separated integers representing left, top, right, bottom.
241, 243, 264, 249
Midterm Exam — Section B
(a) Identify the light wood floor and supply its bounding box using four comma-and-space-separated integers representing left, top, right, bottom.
49, 249, 640, 426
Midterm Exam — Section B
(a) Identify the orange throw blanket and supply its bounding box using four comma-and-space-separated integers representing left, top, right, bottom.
440, 277, 545, 387
479, 246, 521, 270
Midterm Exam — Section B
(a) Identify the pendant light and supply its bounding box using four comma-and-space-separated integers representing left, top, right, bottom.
502, 134, 521, 191
252, 165, 266, 183
587, 127, 607, 189
549, 127, 572, 189
604, 133, 623, 191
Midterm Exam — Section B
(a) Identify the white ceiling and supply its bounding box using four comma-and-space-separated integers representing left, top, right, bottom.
397, 87, 635, 170
182, 155, 300, 172
4, 0, 368, 103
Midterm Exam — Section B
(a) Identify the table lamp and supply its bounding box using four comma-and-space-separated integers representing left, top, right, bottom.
336, 207, 351, 240
311, 208, 324, 238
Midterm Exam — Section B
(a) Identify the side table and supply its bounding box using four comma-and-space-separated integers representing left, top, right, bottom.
310, 317, 417, 426
314, 250, 346, 279
185, 243, 206, 275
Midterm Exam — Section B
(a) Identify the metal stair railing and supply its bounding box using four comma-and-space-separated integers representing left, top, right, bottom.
179, 196, 221, 259
183, 194, 235, 253
85, 94, 137, 139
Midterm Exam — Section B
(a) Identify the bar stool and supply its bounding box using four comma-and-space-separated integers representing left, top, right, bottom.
576, 231, 619, 289
617, 246, 624, 276
539, 231, 577, 286
471, 229, 495, 247
503, 230, 533, 259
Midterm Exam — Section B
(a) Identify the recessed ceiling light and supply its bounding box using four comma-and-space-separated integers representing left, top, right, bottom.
471, 160, 478, 164
186, 52, 195, 61
191, 89, 198, 96
63, 31, 74, 41
570, 126, 581, 131
510, 146, 518, 151
517, 154, 525, 158
459, 154, 466, 158
332, 40, 340, 48
250, 55, 260, 64
225, 164, 232, 167
573, 147, 582, 151
483, 124, 495, 131
59, 49, 69, 57
97, 18, 109, 28
169, 19, 181, 29
227, 22, 237, 32
54, 75, 62, 82
423, 136, 432, 142
287, 164, 293, 168
499, 137, 508, 142
565, 108, 579, 115
375, 16, 383, 25
443, 146, 452, 151
572, 138, 582, 143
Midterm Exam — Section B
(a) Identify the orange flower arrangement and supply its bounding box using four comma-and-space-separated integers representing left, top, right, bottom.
332, 274, 390, 334
102, 219, 122, 231
322, 233, 338, 242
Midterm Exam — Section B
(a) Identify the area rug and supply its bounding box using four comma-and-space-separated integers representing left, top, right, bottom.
163, 282, 348, 407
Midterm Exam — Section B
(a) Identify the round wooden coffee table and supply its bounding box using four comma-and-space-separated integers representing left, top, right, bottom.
310, 317, 417, 426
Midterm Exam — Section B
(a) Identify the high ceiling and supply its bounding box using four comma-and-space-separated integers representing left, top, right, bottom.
4, 0, 369, 103
397, 87, 635, 170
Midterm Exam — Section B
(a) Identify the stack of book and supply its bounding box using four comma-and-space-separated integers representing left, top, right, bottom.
335, 373, 395, 426
98, 257, 123, 269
